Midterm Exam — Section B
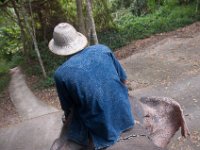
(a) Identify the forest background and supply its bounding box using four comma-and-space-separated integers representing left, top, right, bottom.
0, 0, 200, 92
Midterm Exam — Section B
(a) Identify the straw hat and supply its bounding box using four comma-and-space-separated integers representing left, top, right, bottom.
49, 23, 88, 56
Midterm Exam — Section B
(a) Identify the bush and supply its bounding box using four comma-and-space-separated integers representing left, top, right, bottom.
130, 0, 148, 16
0, 25, 22, 61
99, 3, 200, 50
20, 41, 66, 88
0, 72, 10, 93
37, 76, 55, 89
0, 60, 11, 93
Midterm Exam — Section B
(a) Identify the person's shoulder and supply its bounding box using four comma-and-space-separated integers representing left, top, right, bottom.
87, 44, 112, 53
54, 61, 69, 78
54, 65, 63, 79
95, 44, 112, 52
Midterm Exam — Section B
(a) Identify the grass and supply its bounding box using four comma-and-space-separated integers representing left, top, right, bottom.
99, 3, 200, 50
0, 73, 10, 93
0, 54, 23, 93
0, 60, 11, 93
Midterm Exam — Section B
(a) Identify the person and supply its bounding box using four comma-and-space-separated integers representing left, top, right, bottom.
49, 22, 134, 150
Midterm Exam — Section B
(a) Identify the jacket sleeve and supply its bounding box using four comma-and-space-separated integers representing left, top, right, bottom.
110, 53, 127, 82
54, 71, 72, 115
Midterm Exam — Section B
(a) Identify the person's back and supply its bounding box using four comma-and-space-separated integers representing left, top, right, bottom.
49, 23, 134, 149
54, 44, 134, 149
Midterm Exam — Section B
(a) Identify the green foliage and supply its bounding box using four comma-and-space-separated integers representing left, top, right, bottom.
39, 76, 55, 88
0, 72, 10, 93
110, 0, 134, 10
60, 0, 77, 24
9, 54, 23, 68
0, 25, 22, 61
130, 0, 148, 16
111, 0, 148, 16
0, 59, 10, 93
20, 0, 69, 42
0, 59, 10, 74
93, 0, 115, 31
99, 2, 200, 50
147, 0, 159, 12
20, 41, 66, 88
0, 53, 24, 92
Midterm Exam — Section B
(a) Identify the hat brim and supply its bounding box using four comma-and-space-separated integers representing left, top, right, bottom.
48, 32, 88, 56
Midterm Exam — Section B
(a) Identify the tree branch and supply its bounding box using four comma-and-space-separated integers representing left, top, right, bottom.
0, 0, 11, 8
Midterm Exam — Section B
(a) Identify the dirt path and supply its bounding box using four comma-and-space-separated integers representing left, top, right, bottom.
9, 67, 58, 120
0, 89, 20, 128
0, 67, 63, 150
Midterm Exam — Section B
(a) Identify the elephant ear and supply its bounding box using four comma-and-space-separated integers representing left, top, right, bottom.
139, 97, 190, 148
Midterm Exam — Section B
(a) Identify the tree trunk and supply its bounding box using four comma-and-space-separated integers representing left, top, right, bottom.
196, 0, 199, 13
11, 0, 26, 55
86, 0, 98, 45
37, 10, 48, 42
22, 0, 47, 78
76, 0, 86, 35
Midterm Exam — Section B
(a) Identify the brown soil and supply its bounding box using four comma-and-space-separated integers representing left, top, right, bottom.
26, 75, 61, 110
0, 89, 21, 128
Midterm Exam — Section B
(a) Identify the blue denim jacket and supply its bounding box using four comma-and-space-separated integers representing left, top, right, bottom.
54, 44, 134, 149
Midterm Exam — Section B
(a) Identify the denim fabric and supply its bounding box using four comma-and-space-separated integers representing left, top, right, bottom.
54, 44, 134, 149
